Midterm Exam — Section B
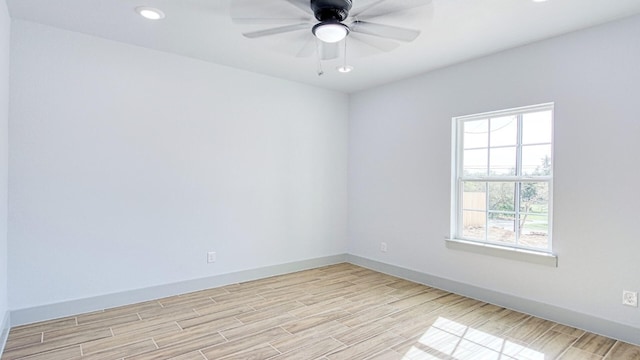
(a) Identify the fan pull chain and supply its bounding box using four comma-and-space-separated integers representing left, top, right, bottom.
337, 37, 353, 73
316, 38, 324, 76
344, 38, 348, 68
344, 37, 349, 70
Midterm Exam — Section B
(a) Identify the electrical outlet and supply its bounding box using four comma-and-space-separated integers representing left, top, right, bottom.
207, 251, 217, 263
622, 290, 638, 307
380, 242, 387, 252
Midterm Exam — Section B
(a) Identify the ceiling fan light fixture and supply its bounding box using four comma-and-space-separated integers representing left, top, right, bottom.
337, 65, 353, 73
312, 22, 349, 43
136, 6, 165, 20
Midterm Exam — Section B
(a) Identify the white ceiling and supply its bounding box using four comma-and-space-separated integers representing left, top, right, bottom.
6, 0, 640, 93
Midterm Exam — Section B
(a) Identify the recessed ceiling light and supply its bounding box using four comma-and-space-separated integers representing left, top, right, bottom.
337, 65, 354, 73
532, 0, 548, 2
136, 6, 165, 20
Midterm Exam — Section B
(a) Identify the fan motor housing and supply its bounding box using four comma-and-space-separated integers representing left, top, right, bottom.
311, 0, 353, 22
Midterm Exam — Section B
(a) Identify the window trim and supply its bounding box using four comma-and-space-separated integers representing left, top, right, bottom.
449, 103, 556, 265
445, 238, 558, 267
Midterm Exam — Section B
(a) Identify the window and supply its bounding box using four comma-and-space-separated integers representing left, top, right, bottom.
450, 103, 553, 254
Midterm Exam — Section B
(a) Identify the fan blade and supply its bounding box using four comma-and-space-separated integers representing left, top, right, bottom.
242, 23, 309, 39
351, 0, 431, 19
348, 33, 399, 52
233, 17, 310, 25
350, 21, 420, 42
296, 37, 316, 58
283, 0, 313, 15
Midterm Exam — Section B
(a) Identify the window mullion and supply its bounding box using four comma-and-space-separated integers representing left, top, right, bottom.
458, 179, 464, 237
486, 117, 491, 178
484, 181, 489, 241
456, 119, 465, 239
515, 114, 523, 245
485, 118, 491, 241
516, 114, 523, 177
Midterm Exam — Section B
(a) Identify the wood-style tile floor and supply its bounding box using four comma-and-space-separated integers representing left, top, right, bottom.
2, 263, 639, 360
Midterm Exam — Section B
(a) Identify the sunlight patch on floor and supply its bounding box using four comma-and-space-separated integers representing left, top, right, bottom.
404, 317, 544, 359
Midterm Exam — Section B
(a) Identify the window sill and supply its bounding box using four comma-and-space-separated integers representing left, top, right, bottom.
445, 238, 558, 267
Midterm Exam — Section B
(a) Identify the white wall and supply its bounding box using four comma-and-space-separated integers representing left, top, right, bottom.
349, 15, 640, 329
7, 8, 640, 338
0, 0, 9, 343
8, 20, 348, 310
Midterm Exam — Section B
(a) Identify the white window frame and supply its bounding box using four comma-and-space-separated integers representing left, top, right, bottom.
449, 103, 556, 266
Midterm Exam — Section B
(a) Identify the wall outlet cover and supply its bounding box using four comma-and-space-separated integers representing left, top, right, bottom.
622, 290, 638, 307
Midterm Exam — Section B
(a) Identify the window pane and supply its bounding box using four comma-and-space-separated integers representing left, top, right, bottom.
519, 215, 549, 250
489, 147, 516, 175
463, 119, 488, 149
453, 104, 553, 254
490, 116, 517, 147
462, 182, 486, 211
520, 182, 549, 213
488, 182, 515, 212
522, 145, 551, 176
522, 111, 552, 144
462, 210, 486, 240
488, 213, 516, 245
463, 149, 487, 176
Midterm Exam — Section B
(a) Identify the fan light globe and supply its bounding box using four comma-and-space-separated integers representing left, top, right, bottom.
313, 23, 349, 43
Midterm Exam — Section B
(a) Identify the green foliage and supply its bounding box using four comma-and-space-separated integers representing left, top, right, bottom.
536, 155, 552, 176
489, 182, 514, 212
475, 156, 551, 233
463, 181, 485, 192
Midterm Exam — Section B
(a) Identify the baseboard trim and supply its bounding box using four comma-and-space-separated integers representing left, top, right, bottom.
10, 254, 347, 327
345, 254, 640, 347
0, 310, 10, 356
9, 253, 639, 347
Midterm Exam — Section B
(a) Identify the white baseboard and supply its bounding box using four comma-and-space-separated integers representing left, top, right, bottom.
0, 310, 9, 356
8, 253, 639, 347
10, 254, 347, 327
346, 254, 640, 347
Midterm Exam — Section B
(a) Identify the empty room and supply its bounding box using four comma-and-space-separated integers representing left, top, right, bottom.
1, 0, 640, 359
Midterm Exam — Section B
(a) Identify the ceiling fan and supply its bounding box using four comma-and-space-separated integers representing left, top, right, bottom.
231, 0, 431, 64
